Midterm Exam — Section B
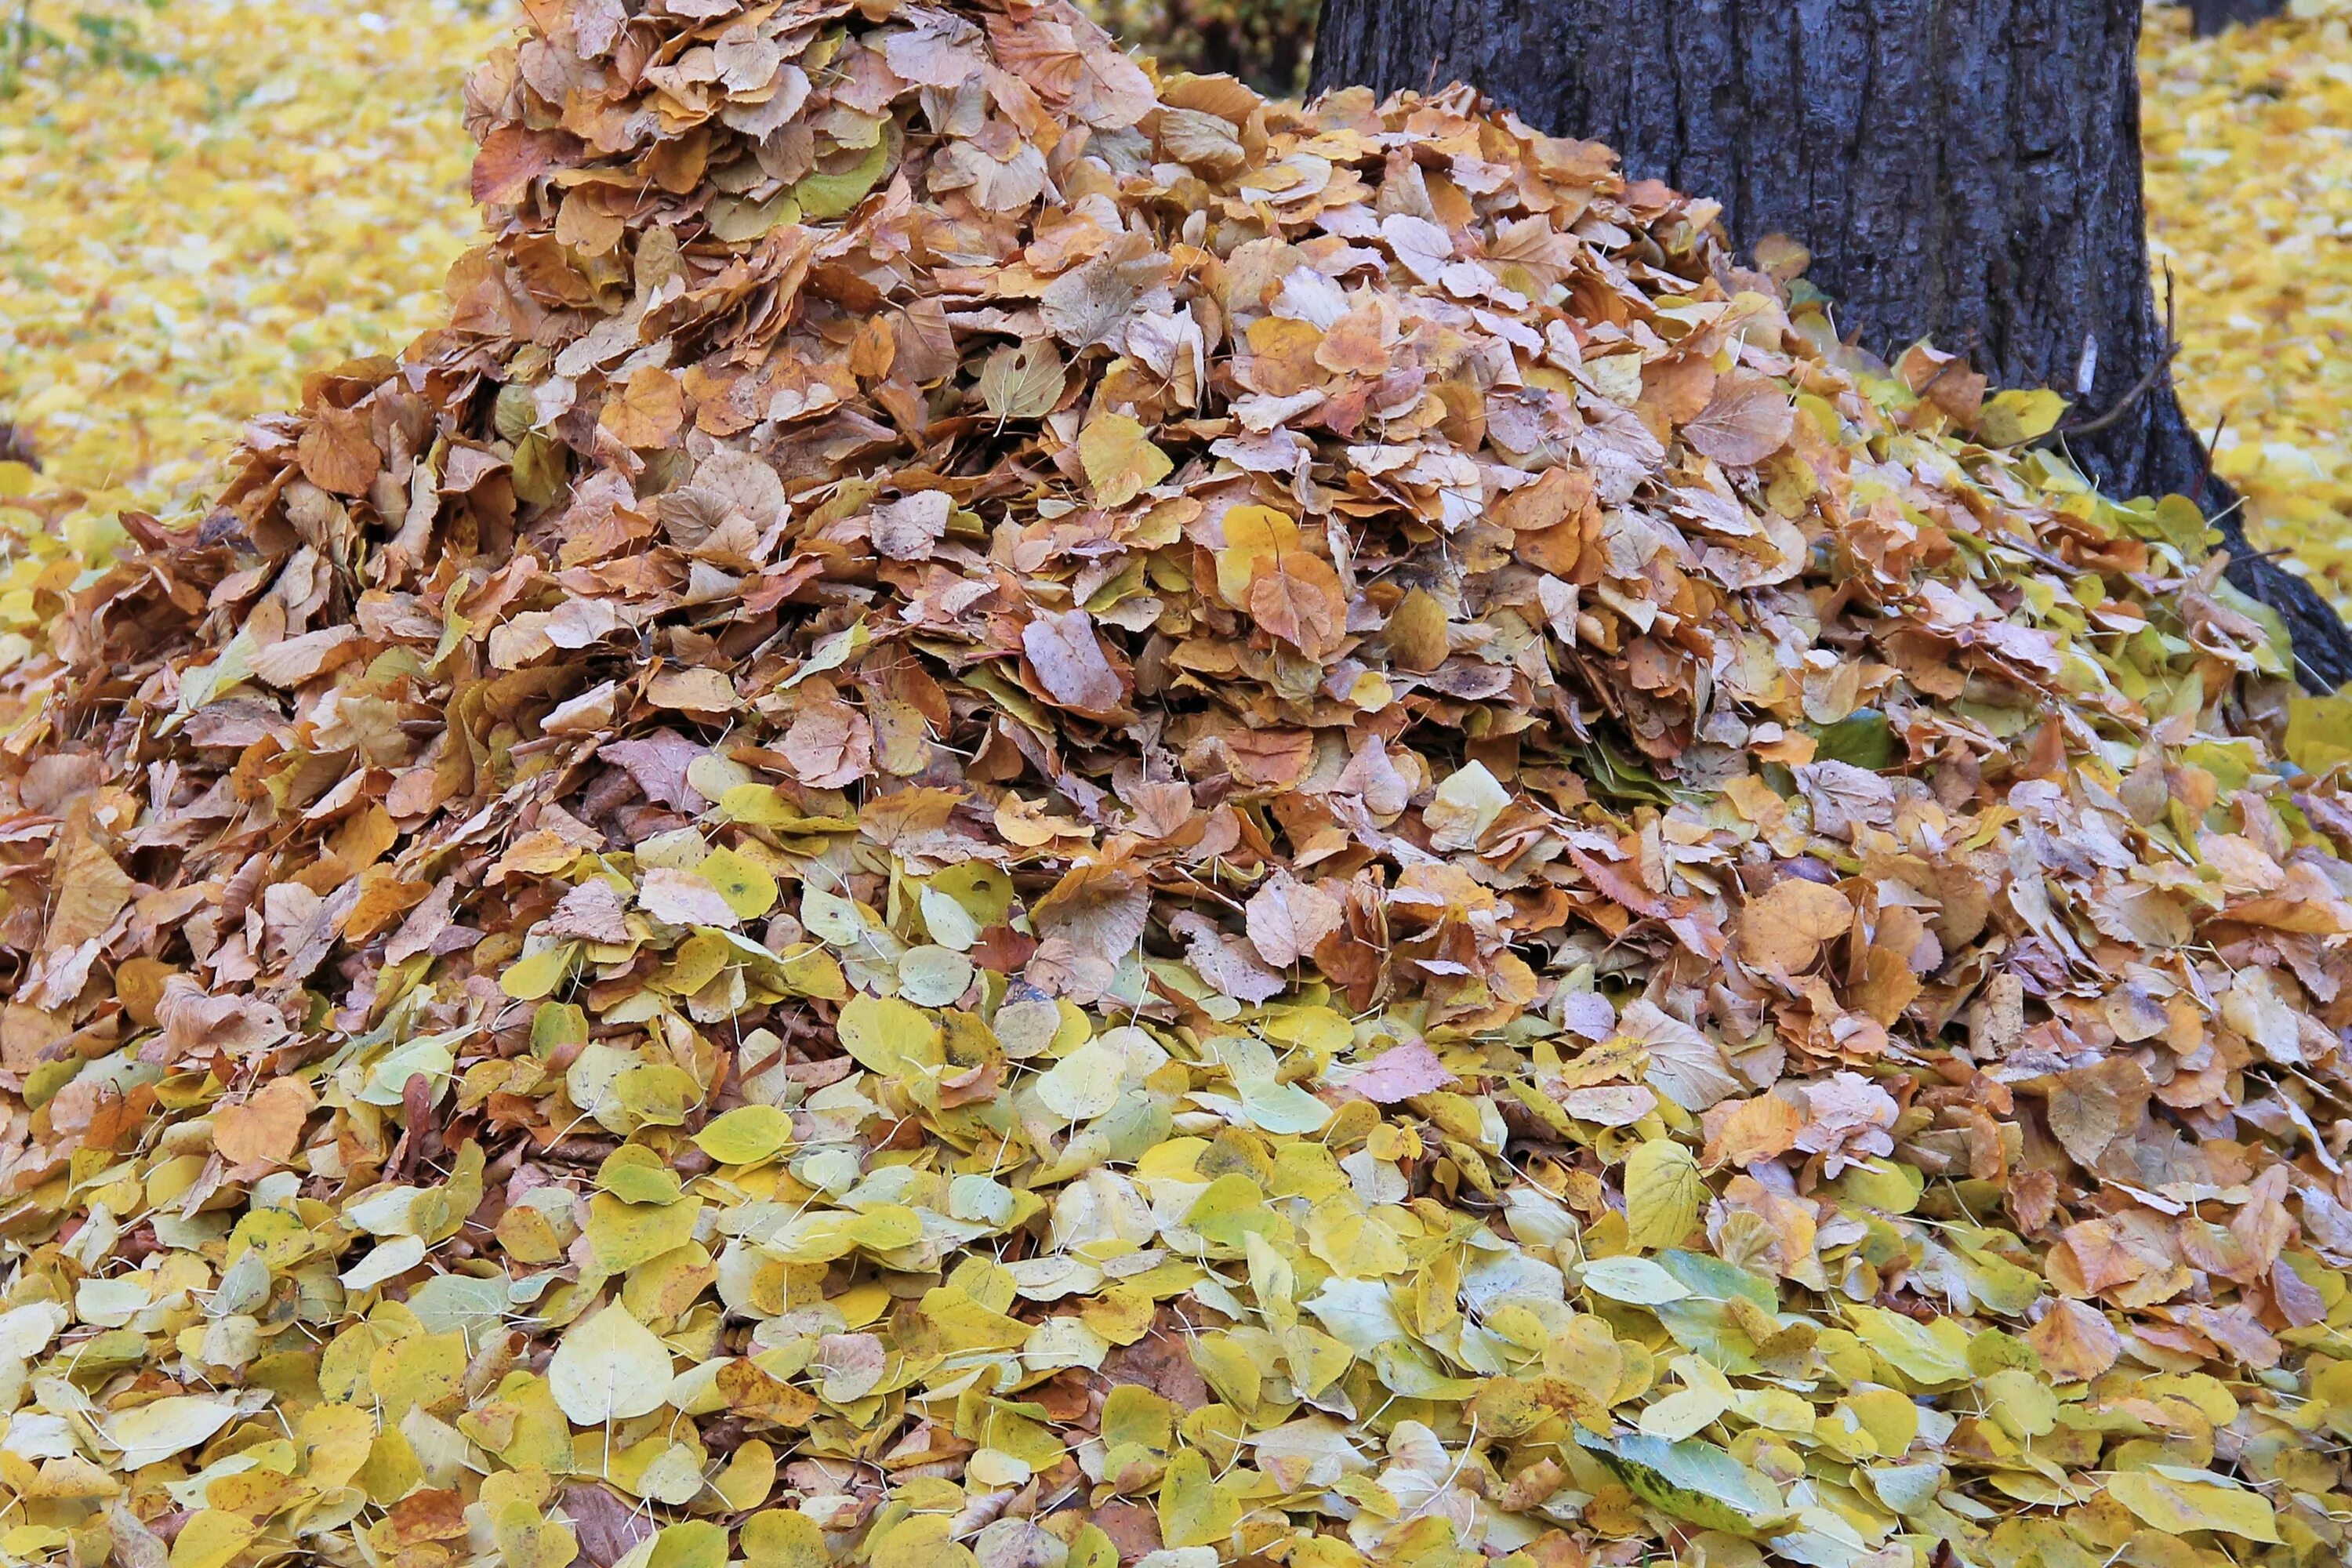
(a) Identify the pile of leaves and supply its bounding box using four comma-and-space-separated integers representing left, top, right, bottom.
2144, 0, 2352, 615
2, 4, 2351, 1568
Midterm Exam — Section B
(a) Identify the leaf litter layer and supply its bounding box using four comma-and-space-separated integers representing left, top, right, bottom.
2143, 0, 2352, 617
2, 5, 2352, 1568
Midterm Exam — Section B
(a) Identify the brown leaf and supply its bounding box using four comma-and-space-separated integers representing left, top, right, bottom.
1033, 862, 1151, 961
1087, 1502, 1162, 1566
561, 1485, 655, 1568
600, 731, 710, 812
2045, 1055, 2151, 1171
296, 406, 382, 496
782, 699, 875, 789
1248, 550, 1346, 659
546, 878, 631, 944
1702, 1092, 1804, 1168
640, 868, 740, 929
2025, 1298, 2120, 1381
154, 975, 288, 1065
1168, 911, 1285, 1004
1350, 1041, 1457, 1103
1737, 877, 1853, 972
1682, 368, 1794, 466
473, 123, 565, 206
1244, 870, 1342, 968
1023, 608, 1124, 714
45, 824, 136, 949
600, 366, 685, 449
2230, 1163, 2296, 1274
870, 492, 952, 561
384, 876, 459, 965
249, 626, 362, 689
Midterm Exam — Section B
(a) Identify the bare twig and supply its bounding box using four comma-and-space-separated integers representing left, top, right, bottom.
1998, 265, 2183, 447
2194, 408, 2229, 507
2049, 343, 2179, 440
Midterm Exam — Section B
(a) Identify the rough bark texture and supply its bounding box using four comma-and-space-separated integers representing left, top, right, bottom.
2190, 0, 2285, 35
1312, 0, 2352, 688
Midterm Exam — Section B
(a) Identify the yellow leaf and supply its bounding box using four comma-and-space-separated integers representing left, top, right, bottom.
1157, 1449, 1241, 1550
586, 1192, 704, 1273
493, 1500, 580, 1568
1077, 412, 1172, 508
1215, 505, 1298, 607
2107, 1472, 2281, 1543
501, 942, 577, 1001
546, 1304, 673, 1425
696, 846, 779, 920
1977, 387, 2067, 445
837, 992, 944, 1076
648, 1520, 728, 1568
1622, 1138, 1703, 1251
169, 1512, 257, 1568
2285, 694, 2352, 774
694, 1105, 795, 1165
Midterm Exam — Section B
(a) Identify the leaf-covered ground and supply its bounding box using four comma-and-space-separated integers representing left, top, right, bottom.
0, 0, 511, 535
2143, 0, 2352, 613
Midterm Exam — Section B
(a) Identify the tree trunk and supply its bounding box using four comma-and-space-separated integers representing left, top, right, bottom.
1312, 0, 2352, 689
2190, 0, 2284, 35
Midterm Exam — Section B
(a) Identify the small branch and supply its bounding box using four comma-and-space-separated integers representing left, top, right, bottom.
2048, 265, 2183, 441
2193, 408, 2228, 505
2001, 266, 2183, 448
2048, 340, 2180, 440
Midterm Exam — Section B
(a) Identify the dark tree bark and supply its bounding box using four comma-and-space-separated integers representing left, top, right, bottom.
1312, 0, 2352, 688
2190, 0, 2285, 35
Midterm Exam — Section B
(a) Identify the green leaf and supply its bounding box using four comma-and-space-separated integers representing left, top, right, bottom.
793, 137, 892, 220
1577, 1430, 1786, 1534
1810, 707, 1893, 768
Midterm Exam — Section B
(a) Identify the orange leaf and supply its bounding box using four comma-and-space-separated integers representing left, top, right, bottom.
1248, 550, 1345, 659
600, 367, 685, 449
213, 1076, 318, 1169
296, 406, 382, 497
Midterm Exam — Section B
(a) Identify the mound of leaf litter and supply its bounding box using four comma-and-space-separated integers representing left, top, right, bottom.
2, 2, 2351, 1568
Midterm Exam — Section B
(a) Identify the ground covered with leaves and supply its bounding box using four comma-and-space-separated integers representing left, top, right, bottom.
3, 5, 2352, 1568
2144, 0, 2352, 613
0, 0, 509, 531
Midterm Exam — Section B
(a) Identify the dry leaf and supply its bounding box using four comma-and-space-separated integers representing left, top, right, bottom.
1682, 368, 1795, 466
1023, 608, 1124, 713
1737, 876, 1853, 971
1244, 871, 1342, 967
212, 1076, 317, 1167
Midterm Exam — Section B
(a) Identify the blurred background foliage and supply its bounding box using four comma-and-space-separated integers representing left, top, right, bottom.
1085, 0, 1319, 96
